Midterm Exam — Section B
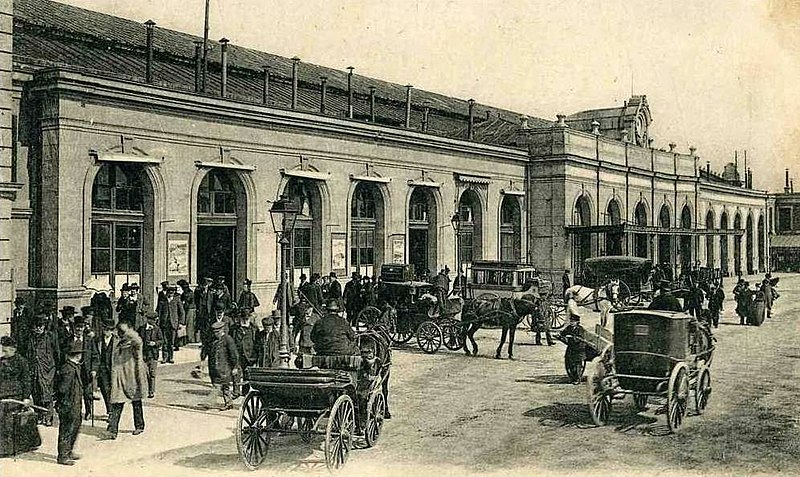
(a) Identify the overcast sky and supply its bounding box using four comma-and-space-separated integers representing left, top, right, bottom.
57, 0, 800, 192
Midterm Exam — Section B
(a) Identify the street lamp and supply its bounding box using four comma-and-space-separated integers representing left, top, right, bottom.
451, 212, 463, 297
270, 194, 299, 368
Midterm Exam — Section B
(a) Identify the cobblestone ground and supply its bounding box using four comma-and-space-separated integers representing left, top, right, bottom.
3, 273, 800, 477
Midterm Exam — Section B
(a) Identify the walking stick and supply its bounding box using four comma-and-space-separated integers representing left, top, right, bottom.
91, 373, 97, 427
0, 398, 51, 413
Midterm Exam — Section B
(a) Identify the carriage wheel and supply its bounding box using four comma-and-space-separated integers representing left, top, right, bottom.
694, 367, 712, 415
364, 391, 386, 448
565, 356, 585, 383
357, 306, 382, 331
633, 393, 648, 411
298, 416, 316, 444
441, 319, 464, 351
236, 391, 273, 470
616, 280, 633, 308
667, 363, 689, 433
587, 360, 611, 426
548, 305, 566, 330
416, 321, 443, 354
389, 328, 414, 345
324, 395, 355, 471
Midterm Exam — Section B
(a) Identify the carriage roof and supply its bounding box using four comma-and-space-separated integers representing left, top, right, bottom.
470, 260, 538, 272
584, 256, 651, 277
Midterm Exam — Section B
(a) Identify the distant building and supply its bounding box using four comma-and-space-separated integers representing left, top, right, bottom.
770, 171, 800, 272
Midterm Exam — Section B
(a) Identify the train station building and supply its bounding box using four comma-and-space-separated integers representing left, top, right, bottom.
0, 0, 773, 333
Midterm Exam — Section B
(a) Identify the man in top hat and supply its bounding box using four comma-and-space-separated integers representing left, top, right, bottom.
94, 316, 117, 415
0, 335, 42, 457
212, 275, 232, 312
138, 311, 162, 399
127, 283, 149, 331
56, 306, 76, 364
559, 314, 586, 385
257, 312, 282, 368
761, 275, 774, 319
55, 339, 84, 465
708, 281, 725, 328
311, 299, 357, 356
21, 314, 59, 426
157, 281, 170, 309
80, 306, 100, 343
157, 284, 184, 364
238, 278, 260, 315
343, 272, 362, 327
207, 319, 239, 410
116, 284, 137, 329
648, 280, 683, 312
432, 268, 451, 316
71, 315, 100, 421
326, 272, 343, 306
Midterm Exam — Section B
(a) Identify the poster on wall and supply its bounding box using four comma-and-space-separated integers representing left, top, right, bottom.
331, 234, 346, 273
167, 232, 190, 278
391, 235, 405, 264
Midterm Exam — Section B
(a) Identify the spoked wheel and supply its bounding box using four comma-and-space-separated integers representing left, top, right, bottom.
236, 391, 273, 470
548, 304, 566, 330
587, 359, 612, 426
324, 395, 355, 471
633, 393, 648, 411
364, 391, 386, 448
565, 356, 586, 383
694, 367, 712, 415
441, 319, 464, 351
388, 318, 414, 345
614, 280, 633, 308
298, 416, 316, 444
667, 363, 689, 433
358, 306, 382, 330
416, 321, 442, 354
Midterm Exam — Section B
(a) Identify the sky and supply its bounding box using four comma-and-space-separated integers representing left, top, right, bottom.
56, 0, 800, 192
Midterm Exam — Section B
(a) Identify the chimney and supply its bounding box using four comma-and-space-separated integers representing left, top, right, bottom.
591, 120, 601, 135
668, 143, 676, 152
706, 161, 711, 175
404, 85, 413, 128
219, 38, 229, 98
467, 99, 475, 140
792, 179, 794, 194
320, 76, 328, 114
368, 86, 376, 122
145, 20, 156, 83
421, 101, 430, 132
648, 138, 654, 148
347, 67, 355, 119
262, 66, 270, 105
556, 114, 567, 127
689, 146, 697, 157
193, 41, 202, 93
747, 168, 752, 189
519, 115, 529, 130
785, 169, 790, 193
291, 57, 300, 109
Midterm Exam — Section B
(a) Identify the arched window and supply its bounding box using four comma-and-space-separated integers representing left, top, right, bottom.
720, 212, 729, 275
757, 215, 765, 272
658, 205, 671, 266
409, 188, 437, 277
633, 202, 648, 258
286, 179, 318, 283
680, 205, 692, 271
746, 214, 754, 274
705, 210, 715, 268
573, 195, 592, 277
605, 199, 622, 255
734, 213, 742, 275
91, 164, 148, 294
351, 183, 383, 277
458, 190, 483, 271
198, 170, 236, 215
500, 196, 521, 262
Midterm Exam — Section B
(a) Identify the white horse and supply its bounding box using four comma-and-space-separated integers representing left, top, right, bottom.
565, 279, 623, 328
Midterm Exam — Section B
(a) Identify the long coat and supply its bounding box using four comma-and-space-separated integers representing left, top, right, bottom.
110, 329, 149, 403
761, 280, 773, 308
95, 333, 116, 394
22, 331, 59, 404
158, 297, 185, 330
230, 323, 258, 368
55, 360, 82, 416
138, 324, 163, 362
256, 330, 281, 368
0, 354, 32, 401
208, 334, 239, 385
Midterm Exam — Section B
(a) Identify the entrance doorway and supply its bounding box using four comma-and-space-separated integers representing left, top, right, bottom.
197, 226, 235, 289
409, 228, 428, 277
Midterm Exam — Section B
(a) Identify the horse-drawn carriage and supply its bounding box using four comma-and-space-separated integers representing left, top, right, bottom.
236, 332, 391, 471
586, 310, 715, 433
357, 264, 463, 354
580, 256, 653, 307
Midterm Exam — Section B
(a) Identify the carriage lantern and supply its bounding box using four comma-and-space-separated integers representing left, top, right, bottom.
270, 194, 299, 368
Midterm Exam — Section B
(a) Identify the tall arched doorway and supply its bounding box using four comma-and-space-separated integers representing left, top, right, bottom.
757, 215, 765, 272
634, 202, 648, 258
91, 163, 154, 300
573, 195, 592, 276
605, 199, 623, 256
734, 213, 742, 275
720, 212, 729, 275
658, 205, 672, 266
458, 190, 483, 274
197, 169, 248, 298
499, 195, 521, 262
746, 214, 754, 274
680, 205, 692, 271
351, 182, 385, 278
408, 187, 438, 277
705, 210, 715, 268
285, 177, 323, 286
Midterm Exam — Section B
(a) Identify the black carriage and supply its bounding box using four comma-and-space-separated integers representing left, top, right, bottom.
581, 256, 653, 307
587, 310, 715, 433
237, 354, 389, 471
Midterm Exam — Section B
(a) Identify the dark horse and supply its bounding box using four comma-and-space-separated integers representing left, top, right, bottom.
460, 294, 541, 360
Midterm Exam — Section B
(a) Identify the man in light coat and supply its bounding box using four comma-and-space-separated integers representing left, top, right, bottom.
105, 320, 148, 439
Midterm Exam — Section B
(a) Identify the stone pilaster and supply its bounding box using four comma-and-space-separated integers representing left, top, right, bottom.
0, 0, 15, 335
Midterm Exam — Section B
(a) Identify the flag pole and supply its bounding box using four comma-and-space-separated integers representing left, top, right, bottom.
201, 0, 210, 93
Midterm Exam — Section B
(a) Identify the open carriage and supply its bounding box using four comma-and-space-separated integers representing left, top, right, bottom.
587, 310, 715, 433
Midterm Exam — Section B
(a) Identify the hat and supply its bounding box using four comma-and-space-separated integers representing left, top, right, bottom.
81, 306, 94, 316
167, 284, 178, 291
271, 309, 282, 318
351, 271, 360, 279
329, 272, 337, 278
203, 277, 214, 284
569, 315, 580, 322
73, 315, 85, 325
60, 305, 76, 315
102, 318, 116, 330
176, 279, 189, 288
130, 283, 140, 290
215, 275, 226, 281
214, 301, 226, 312
0, 336, 17, 347
325, 299, 341, 312
299, 274, 307, 281
261, 315, 275, 327
66, 339, 85, 355
121, 283, 131, 292
239, 307, 253, 317
243, 278, 252, 285
160, 281, 169, 287
34, 314, 48, 326
211, 320, 226, 331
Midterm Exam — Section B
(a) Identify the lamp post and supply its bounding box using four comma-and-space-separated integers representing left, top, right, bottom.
270, 194, 299, 368
450, 212, 462, 297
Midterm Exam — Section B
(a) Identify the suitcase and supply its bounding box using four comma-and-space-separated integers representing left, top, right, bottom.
0, 403, 41, 456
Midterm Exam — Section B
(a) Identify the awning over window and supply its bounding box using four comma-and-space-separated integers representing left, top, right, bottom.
565, 224, 744, 236
455, 173, 491, 184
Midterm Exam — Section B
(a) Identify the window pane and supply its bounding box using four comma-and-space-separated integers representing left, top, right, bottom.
115, 249, 129, 273
91, 250, 110, 273
92, 223, 111, 248
351, 247, 358, 266
198, 192, 211, 214
295, 228, 311, 247
127, 250, 141, 273
93, 185, 112, 209
114, 166, 129, 187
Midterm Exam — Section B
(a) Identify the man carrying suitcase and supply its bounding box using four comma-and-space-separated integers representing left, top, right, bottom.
0, 336, 42, 457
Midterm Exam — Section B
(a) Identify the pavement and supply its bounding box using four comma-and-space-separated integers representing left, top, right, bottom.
2, 273, 800, 477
